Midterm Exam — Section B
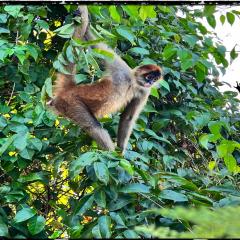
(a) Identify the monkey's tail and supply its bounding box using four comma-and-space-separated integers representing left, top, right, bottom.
54, 73, 76, 96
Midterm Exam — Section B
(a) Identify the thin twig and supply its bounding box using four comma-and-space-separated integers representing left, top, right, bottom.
7, 82, 15, 106
7, 30, 19, 106
16, 30, 19, 44
139, 192, 163, 208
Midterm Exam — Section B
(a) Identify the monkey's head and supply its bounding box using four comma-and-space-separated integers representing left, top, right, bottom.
134, 64, 163, 88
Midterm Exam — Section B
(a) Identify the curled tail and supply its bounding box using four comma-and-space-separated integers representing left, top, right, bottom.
54, 73, 76, 96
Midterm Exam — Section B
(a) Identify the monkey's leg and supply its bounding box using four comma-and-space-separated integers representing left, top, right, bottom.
117, 93, 149, 153
68, 104, 115, 151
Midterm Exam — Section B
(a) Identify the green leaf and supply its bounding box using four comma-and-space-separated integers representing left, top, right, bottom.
217, 144, 227, 158
139, 6, 148, 21
19, 148, 35, 160
15, 52, 26, 65
162, 44, 177, 60
130, 47, 149, 56
207, 15, 216, 28
0, 116, 7, 130
69, 152, 97, 178
88, 6, 102, 17
18, 172, 48, 183
98, 216, 111, 238
94, 190, 106, 208
21, 23, 32, 40
208, 161, 216, 171
75, 74, 88, 84
217, 45, 226, 56
27, 216, 45, 235
96, 25, 116, 38
199, 134, 209, 149
36, 20, 49, 30
159, 190, 188, 202
195, 64, 206, 82
230, 46, 238, 61
226, 12, 235, 25
0, 27, 10, 34
122, 6, 139, 19
13, 132, 28, 151
220, 15, 226, 25
181, 58, 195, 71
69, 225, 83, 239
26, 44, 39, 61
28, 138, 42, 151
73, 37, 105, 48
182, 35, 198, 48
203, 5, 216, 17
0, 218, 8, 237
123, 230, 139, 238
75, 195, 94, 216
94, 162, 109, 185
9, 122, 28, 134
14, 208, 36, 223
145, 129, 171, 144
0, 103, 10, 113
119, 159, 134, 175
139, 6, 156, 21
109, 196, 133, 211
109, 6, 121, 23
92, 225, 101, 238
66, 45, 74, 63
4, 5, 23, 18
116, 26, 135, 44
161, 174, 198, 191
54, 23, 74, 38
224, 154, 238, 173
159, 79, 170, 92
44, 77, 53, 98
92, 48, 114, 61
0, 136, 15, 155
150, 87, 159, 99
110, 212, 126, 228
0, 14, 7, 23
120, 183, 150, 194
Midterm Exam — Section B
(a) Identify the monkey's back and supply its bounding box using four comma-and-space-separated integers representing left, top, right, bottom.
67, 77, 133, 118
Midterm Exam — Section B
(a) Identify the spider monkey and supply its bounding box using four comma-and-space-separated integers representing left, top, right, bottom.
48, 5, 163, 153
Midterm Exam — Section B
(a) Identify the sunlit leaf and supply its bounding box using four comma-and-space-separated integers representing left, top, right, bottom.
14, 208, 36, 223
226, 12, 235, 25
120, 183, 150, 193
109, 6, 121, 23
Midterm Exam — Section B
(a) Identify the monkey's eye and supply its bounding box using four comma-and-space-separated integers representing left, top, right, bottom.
145, 71, 161, 82
145, 75, 152, 81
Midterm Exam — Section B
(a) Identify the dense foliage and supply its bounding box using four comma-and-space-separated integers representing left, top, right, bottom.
0, 4, 239, 238
136, 205, 240, 238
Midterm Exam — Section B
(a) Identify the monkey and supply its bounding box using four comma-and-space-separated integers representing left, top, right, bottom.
48, 5, 163, 153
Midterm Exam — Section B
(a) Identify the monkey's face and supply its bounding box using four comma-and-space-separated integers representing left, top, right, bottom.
135, 64, 162, 88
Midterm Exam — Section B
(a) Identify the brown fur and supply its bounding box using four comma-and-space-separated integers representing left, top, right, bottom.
49, 6, 163, 152
53, 75, 131, 118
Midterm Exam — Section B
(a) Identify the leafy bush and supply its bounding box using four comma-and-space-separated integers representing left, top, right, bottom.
136, 205, 240, 238
0, 4, 239, 238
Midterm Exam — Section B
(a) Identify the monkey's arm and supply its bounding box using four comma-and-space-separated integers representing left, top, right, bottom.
65, 101, 114, 151
64, 5, 89, 75
117, 92, 149, 153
